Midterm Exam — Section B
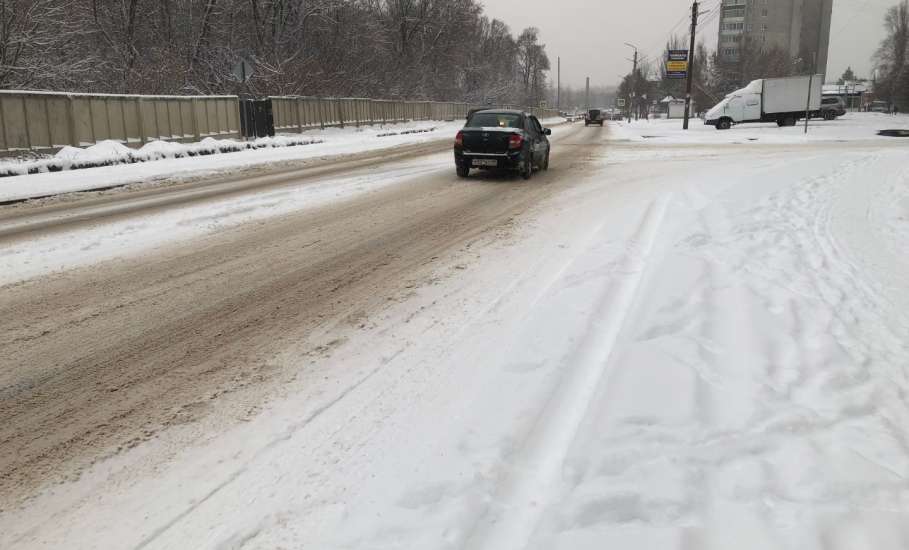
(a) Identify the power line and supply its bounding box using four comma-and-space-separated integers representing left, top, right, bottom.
639, 0, 719, 69
637, 3, 709, 67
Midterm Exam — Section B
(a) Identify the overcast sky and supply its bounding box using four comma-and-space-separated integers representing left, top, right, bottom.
481, 0, 893, 89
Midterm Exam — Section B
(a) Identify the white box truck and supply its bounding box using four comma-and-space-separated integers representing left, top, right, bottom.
704, 75, 823, 130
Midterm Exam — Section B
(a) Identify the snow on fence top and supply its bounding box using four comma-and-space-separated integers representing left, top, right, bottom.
0, 89, 238, 100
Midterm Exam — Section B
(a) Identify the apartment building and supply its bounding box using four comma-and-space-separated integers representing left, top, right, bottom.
717, 0, 833, 76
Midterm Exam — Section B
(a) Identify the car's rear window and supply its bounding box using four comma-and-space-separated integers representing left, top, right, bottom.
589, 110, 601, 116
467, 113, 523, 128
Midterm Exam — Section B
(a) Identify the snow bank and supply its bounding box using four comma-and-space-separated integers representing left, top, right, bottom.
608, 112, 909, 144
0, 136, 322, 178
0, 120, 468, 203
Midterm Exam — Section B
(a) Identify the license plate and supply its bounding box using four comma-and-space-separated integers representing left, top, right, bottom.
472, 159, 498, 167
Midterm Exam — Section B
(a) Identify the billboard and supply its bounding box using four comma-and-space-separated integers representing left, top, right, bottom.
666, 50, 689, 79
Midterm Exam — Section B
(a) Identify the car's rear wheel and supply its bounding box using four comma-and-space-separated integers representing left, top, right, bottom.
543, 151, 550, 171
521, 157, 532, 180
456, 162, 470, 178
824, 111, 836, 120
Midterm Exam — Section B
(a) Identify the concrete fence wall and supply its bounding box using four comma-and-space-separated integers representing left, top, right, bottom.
269, 97, 473, 132
1, 89, 561, 155
269, 96, 561, 133
0, 90, 239, 154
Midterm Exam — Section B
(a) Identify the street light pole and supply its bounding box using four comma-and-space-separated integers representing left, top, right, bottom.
585, 77, 590, 113
557, 56, 561, 111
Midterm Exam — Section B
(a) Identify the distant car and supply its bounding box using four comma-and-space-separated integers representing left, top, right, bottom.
870, 100, 889, 113
816, 96, 846, 120
585, 109, 604, 126
454, 109, 551, 180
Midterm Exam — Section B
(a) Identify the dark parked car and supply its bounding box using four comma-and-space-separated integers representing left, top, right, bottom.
816, 96, 846, 120
585, 109, 604, 126
454, 110, 551, 180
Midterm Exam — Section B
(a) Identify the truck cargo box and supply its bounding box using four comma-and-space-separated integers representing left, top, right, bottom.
763, 76, 822, 114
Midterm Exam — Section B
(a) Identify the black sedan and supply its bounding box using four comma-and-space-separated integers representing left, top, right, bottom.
453, 110, 551, 180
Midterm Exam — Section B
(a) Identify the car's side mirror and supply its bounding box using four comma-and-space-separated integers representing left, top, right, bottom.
544, 128, 552, 135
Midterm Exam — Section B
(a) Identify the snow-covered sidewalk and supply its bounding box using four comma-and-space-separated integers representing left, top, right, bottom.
0, 117, 569, 203
0, 120, 462, 203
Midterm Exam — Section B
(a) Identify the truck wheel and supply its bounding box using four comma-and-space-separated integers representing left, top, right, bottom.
784, 116, 797, 126
456, 163, 469, 178
717, 118, 732, 130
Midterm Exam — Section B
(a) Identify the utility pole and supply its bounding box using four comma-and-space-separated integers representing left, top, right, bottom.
557, 57, 561, 112
624, 43, 638, 123
632, 50, 638, 121
683, 1, 699, 130
585, 77, 590, 112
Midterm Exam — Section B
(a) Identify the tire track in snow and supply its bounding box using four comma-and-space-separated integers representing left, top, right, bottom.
466, 195, 671, 550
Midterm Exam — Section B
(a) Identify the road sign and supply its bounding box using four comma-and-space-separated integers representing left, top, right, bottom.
666, 59, 689, 79
232, 59, 254, 83
616, 98, 626, 107
668, 49, 689, 62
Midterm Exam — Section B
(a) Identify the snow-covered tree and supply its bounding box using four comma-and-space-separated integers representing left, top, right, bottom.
0, 0, 551, 107
837, 66, 857, 84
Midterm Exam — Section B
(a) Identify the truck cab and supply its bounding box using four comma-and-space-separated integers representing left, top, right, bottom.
705, 80, 762, 130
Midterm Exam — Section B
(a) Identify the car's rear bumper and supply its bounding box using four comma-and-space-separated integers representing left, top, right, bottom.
455, 150, 523, 170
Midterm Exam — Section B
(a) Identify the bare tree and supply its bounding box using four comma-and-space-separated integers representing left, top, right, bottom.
0, 0, 553, 107
874, 0, 909, 108
0, 0, 92, 89
516, 27, 549, 105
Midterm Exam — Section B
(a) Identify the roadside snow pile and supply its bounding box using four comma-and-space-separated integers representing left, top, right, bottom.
376, 127, 437, 137
0, 136, 322, 178
608, 112, 909, 144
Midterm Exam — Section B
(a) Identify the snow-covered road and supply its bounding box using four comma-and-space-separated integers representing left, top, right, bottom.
2, 115, 908, 549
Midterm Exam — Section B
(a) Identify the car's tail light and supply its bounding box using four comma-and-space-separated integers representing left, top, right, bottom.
508, 133, 524, 149
455, 131, 464, 147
